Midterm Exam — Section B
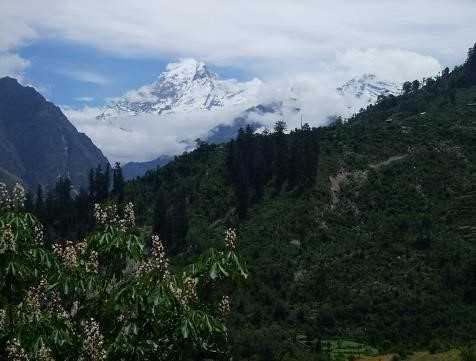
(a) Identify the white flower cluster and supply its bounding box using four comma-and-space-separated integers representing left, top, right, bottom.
0, 223, 15, 253
119, 202, 135, 232
11, 183, 26, 209
6, 338, 28, 361
219, 295, 232, 317
0, 182, 26, 211
32, 222, 44, 246
85, 250, 99, 273
0, 308, 6, 329
24, 278, 69, 320
182, 278, 198, 304
52, 240, 87, 270
48, 290, 70, 320
25, 277, 49, 313
166, 277, 198, 306
94, 202, 135, 232
94, 203, 117, 226
52, 240, 99, 274
136, 235, 169, 277
0, 183, 9, 209
225, 228, 237, 251
80, 319, 106, 361
38, 342, 55, 361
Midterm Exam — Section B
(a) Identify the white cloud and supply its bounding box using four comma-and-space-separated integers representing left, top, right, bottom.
58, 69, 110, 85
0, 52, 30, 79
1, 0, 475, 74
334, 48, 443, 83
75, 96, 94, 102
4, 0, 475, 163
64, 105, 254, 163
63, 70, 351, 163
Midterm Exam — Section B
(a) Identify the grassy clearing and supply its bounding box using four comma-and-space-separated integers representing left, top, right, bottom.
322, 339, 379, 360
357, 350, 460, 361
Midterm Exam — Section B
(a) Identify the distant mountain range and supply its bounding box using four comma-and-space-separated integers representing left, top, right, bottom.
0, 77, 109, 189
337, 73, 402, 116
73, 60, 401, 179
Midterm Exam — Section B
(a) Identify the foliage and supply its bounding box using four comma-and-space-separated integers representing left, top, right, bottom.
461, 345, 476, 361
0, 182, 247, 360
19, 44, 476, 360
120, 47, 476, 360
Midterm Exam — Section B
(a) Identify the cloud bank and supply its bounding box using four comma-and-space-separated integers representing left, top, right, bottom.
2, 0, 474, 76
3, 0, 475, 162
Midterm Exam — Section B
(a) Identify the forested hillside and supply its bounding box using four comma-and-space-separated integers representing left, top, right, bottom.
24, 44, 476, 360
125, 44, 476, 360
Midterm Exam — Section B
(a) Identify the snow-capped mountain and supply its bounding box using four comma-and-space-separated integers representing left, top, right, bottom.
67, 60, 403, 178
97, 59, 262, 120
337, 74, 401, 117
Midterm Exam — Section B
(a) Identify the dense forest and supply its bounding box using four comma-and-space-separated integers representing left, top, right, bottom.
5, 43, 476, 360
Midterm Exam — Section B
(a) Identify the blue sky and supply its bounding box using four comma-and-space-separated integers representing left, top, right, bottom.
2, 0, 475, 110
1, 0, 476, 163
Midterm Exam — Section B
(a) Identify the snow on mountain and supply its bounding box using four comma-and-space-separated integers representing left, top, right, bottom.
67, 59, 402, 169
337, 74, 401, 117
97, 59, 262, 120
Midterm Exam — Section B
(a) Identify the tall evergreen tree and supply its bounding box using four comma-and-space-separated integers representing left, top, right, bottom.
273, 121, 288, 193
35, 184, 44, 217
88, 168, 96, 201
104, 163, 111, 196
170, 195, 188, 252
112, 162, 125, 203
465, 42, 476, 84
152, 190, 168, 240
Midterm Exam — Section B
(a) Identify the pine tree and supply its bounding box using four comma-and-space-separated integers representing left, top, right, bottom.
112, 162, 125, 204
104, 163, 111, 196
273, 121, 288, 193
170, 196, 188, 251
402, 81, 412, 94
302, 124, 320, 187
24, 191, 34, 213
152, 190, 168, 240
88, 168, 96, 201
75, 188, 94, 238
465, 42, 476, 84
411, 80, 420, 93
235, 164, 249, 220
35, 185, 44, 217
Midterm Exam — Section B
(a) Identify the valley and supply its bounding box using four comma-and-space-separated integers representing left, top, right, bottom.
0, 8, 475, 359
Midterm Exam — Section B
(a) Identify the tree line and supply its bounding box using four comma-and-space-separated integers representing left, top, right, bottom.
26, 162, 125, 241
225, 122, 321, 219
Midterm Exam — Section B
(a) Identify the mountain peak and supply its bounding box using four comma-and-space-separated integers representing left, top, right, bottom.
163, 58, 212, 81
337, 74, 402, 118
97, 59, 260, 119
0, 76, 20, 85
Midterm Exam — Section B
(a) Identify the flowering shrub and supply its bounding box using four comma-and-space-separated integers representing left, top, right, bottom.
0, 183, 247, 360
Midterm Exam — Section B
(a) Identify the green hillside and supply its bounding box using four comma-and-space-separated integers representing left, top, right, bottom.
122, 48, 476, 360
14, 44, 476, 360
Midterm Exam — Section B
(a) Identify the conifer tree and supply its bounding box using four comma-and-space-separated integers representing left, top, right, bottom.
465, 42, 476, 84
112, 162, 125, 204
35, 184, 44, 217
152, 190, 168, 241
273, 121, 288, 193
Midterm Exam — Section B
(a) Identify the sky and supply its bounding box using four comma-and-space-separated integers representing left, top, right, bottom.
1, 0, 476, 162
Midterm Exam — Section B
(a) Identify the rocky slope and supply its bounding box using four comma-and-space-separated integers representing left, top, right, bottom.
0, 77, 109, 189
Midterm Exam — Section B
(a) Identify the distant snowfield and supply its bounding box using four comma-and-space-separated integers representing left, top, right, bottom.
65, 59, 401, 164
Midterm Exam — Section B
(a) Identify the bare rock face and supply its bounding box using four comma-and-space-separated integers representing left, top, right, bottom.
0, 77, 109, 189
